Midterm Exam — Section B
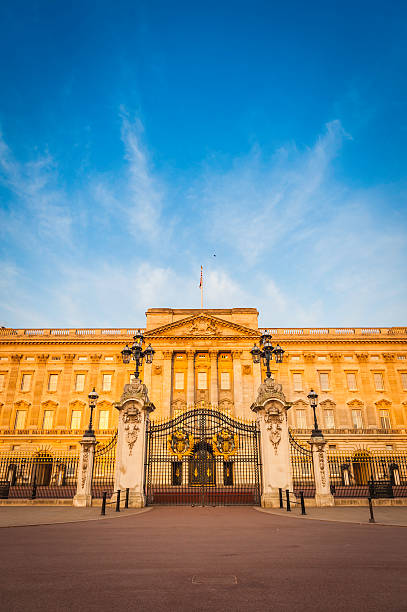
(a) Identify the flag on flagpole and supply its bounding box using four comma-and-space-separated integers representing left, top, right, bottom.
199, 265, 203, 289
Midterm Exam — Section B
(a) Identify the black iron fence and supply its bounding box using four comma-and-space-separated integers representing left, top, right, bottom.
91, 431, 117, 498
145, 408, 261, 506
328, 451, 407, 498
289, 430, 315, 498
0, 450, 79, 499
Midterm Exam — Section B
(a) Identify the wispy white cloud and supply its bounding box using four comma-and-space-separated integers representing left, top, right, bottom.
0, 117, 406, 328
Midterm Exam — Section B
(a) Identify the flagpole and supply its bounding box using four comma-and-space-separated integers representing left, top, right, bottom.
200, 265, 203, 309
201, 268, 203, 309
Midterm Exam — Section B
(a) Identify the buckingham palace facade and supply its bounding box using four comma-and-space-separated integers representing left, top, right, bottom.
0, 308, 406, 454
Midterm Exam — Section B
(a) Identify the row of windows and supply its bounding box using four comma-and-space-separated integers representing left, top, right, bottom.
294, 408, 392, 429
13, 373, 114, 393
2, 370, 407, 395
174, 371, 231, 390
13, 409, 110, 431
292, 371, 407, 392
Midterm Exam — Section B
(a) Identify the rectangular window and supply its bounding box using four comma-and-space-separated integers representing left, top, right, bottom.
374, 372, 384, 391
48, 374, 58, 392
346, 373, 357, 391
380, 410, 391, 429
351, 409, 363, 429
21, 374, 32, 391
401, 373, 407, 391
0, 373, 4, 390
14, 410, 27, 429
42, 410, 54, 430
296, 409, 307, 428
197, 371, 207, 390
220, 372, 230, 390
70, 410, 82, 430
292, 373, 303, 391
324, 409, 335, 429
174, 372, 184, 390
75, 374, 85, 392
319, 372, 329, 391
102, 374, 112, 392
98, 410, 109, 430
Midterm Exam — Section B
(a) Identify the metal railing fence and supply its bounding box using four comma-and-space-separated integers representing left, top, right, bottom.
0, 450, 79, 499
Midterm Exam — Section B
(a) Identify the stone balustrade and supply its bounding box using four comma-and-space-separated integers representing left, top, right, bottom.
0, 326, 406, 338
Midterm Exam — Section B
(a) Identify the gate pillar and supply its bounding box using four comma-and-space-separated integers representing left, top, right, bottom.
73, 434, 97, 507
309, 434, 334, 507
251, 377, 293, 508
114, 380, 156, 507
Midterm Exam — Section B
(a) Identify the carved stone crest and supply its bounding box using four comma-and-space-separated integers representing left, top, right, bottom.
118, 379, 150, 405
318, 447, 326, 486
81, 447, 89, 488
254, 377, 285, 406
264, 405, 285, 454
122, 405, 142, 455
188, 320, 218, 335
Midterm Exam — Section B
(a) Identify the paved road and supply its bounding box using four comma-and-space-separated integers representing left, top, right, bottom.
1, 506, 406, 611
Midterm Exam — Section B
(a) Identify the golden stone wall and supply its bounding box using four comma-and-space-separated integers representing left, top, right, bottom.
0, 308, 406, 454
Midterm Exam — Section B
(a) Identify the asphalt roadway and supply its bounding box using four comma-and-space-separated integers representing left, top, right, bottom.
1, 506, 406, 612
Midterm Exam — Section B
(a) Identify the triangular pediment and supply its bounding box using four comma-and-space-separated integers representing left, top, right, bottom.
144, 313, 259, 339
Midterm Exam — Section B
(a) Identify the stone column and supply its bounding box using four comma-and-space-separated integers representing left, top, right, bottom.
29, 354, 48, 428
57, 354, 75, 427
252, 361, 261, 399
114, 380, 155, 507
162, 350, 173, 416
186, 351, 195, 408
232, 351, 243, 417
2, 355, 22, 427
73, 434, 98, 507
251, 377, 294, 508
209, 350, 219, 408
309, 433, 334, 507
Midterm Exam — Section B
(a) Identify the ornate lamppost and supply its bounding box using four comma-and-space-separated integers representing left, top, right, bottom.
121, 329, 155, 379
84, 388, 99, 437
250, 329, 284, 378
307, 388, 323, 437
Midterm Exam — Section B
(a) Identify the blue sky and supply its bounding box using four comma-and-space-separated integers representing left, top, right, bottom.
0, 1, 406, 327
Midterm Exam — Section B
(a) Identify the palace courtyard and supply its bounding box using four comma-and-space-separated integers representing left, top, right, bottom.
0, 506, 406, 611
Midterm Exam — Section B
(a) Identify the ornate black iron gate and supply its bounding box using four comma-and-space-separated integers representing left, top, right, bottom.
145, 408, 261, 506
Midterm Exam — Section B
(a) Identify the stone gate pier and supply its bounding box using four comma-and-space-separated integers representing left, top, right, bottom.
251, 377, 294, 508
113, 379, 156, 507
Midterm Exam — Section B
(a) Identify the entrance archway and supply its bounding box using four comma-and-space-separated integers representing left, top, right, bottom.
31, 452, 53, 485
352, 450, 371, 485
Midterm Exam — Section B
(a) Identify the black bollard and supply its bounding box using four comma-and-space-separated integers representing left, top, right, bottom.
116, 489, 121, 512
300, 491, 306, 515
101, 491, 107, 516
286, 489, 291, 512
125, 488, 129, 509
279, 488, 283, 508
31, 475, 37, 500
368, 497, 375, 523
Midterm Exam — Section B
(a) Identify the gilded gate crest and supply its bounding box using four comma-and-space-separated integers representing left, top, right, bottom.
212, 428, 238, 459
167, 429, 193, 460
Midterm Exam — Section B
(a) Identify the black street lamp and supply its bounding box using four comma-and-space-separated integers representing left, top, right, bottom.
307, 388, 323, 437
84, 387, 99, 437
250, 329, 285, 379
121, 329, 155, 380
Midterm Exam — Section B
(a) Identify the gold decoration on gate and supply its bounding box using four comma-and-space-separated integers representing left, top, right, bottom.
212, 428, 239, 460
167, 428, 193, 461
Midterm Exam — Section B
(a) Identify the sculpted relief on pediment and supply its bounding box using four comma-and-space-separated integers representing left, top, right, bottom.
145, 314, 259, 339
